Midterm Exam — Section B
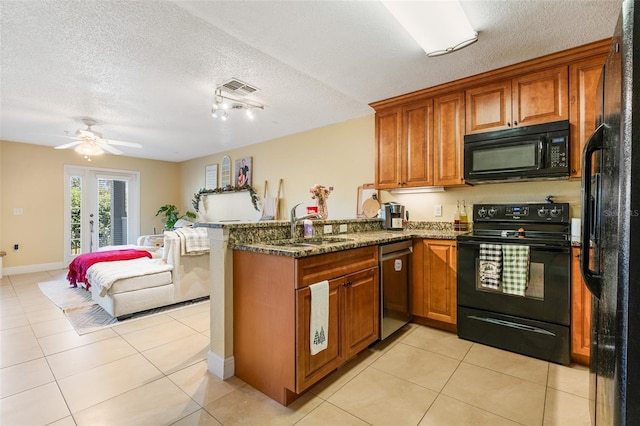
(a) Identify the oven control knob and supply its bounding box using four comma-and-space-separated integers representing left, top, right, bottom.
488, 207, 498, 218
477, 207, 487, 218
550, 207, 562, 217
538, 207, 549, 217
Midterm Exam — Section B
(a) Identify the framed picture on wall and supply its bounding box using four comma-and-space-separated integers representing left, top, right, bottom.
235, 156, 252, 186
205, 164, 218, 189
221, 156, 231, 187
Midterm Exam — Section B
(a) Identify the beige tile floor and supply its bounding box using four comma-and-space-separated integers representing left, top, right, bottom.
1, 269, 591, 426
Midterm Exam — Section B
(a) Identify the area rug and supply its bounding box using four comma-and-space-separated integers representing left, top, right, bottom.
38, 280, 209, 335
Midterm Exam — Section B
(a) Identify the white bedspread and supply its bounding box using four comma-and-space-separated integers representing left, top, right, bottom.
86, 258, 173, 297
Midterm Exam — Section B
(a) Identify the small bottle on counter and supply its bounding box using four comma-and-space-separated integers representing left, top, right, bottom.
459, 200, 468, 232
454, 201, 461, 231
303, 219, 313, 238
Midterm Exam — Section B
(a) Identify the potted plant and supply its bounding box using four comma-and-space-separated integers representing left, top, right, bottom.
155, 204, 196, 230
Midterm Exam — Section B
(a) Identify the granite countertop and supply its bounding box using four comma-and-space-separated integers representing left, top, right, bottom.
232, 229, 462, 258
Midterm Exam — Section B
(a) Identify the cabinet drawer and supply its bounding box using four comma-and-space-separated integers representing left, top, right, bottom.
296, 246, 378, 289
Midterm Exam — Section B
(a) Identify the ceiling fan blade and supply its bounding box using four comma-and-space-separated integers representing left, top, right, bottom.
54, 141, 83, 149
101, 138, 142, 148
99, 143, 123, 155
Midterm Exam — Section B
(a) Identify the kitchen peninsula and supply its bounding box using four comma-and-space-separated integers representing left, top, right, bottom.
197, 218, 458, 405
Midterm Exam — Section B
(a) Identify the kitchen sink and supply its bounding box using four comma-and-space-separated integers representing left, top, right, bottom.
267, 237, 352, 248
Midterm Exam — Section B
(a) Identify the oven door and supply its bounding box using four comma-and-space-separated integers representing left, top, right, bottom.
457, 237, 571, 326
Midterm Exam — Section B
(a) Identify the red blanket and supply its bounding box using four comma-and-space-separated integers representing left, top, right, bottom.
67, 249, 152, 289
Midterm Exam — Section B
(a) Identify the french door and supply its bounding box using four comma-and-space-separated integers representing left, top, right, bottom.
64, 166, 140, 264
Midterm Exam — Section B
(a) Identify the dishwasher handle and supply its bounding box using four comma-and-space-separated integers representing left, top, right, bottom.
380, 248, 412, 261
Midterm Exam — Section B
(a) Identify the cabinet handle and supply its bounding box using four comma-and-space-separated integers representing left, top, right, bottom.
507, 122, 511, 127
514, 121, 518, 126
343, 281, 352, 287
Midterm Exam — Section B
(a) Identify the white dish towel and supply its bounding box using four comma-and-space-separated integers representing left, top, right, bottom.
309, 280, 329, 355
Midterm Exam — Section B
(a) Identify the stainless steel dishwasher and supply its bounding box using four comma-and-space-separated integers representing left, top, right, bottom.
379, 240, 413, 340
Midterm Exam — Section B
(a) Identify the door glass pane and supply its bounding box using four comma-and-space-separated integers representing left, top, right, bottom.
97, 178, 129, 248
70, 176, 82, 255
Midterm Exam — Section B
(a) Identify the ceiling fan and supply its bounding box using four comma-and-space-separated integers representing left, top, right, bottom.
54, 118, 143, 156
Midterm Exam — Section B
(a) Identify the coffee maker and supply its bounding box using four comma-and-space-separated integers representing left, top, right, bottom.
380, 202, 405, 230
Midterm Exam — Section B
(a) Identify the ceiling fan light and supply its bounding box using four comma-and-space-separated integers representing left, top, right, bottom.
382, 0, 478, 56
75, 142, 104, 156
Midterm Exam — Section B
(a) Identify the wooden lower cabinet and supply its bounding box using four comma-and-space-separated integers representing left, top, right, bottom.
234, 246, 379, 406
571, 247, 592, 365
296, 267, 379, 391
411, 239, 457, 331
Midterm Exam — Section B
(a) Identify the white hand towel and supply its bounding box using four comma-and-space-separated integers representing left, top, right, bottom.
309, 280, 329, 355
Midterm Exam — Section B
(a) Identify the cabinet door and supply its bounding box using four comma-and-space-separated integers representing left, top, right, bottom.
343, 267, 380, 360
571, 247, 591, 365
375, 108, 402, 189
423, 240, 457, 324
411, 239, 425, 317
465, 80, 512, 134
296, 278, 344, 392
403, 98, 434, 187
434, 92, 466, 186
569, 55, 606, 178
512, 66, 569, 127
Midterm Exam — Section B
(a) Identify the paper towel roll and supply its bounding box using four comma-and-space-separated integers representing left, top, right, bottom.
571, 218, 581, 242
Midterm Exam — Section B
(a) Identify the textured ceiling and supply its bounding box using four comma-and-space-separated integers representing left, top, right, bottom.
0, 0, 621, 162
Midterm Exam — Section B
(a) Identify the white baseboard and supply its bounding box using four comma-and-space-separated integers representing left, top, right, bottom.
207, 351, 235, 380
2, 262, 66, 277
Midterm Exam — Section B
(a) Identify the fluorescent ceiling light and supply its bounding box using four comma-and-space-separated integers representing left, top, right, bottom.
382, 0, 478, 57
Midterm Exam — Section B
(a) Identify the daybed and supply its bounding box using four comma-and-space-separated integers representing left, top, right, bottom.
68, 229, 210, 318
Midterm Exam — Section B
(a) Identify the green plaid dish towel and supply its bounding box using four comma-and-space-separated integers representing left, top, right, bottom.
501, 245, 530, 296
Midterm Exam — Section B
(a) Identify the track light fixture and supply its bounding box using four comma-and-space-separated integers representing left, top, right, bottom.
211, 88, 264, 120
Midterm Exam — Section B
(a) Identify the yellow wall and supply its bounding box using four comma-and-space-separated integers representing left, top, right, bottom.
0, 140, 181, 269
180, 116, 376, 220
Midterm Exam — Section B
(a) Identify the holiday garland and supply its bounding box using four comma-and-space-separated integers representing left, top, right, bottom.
192, 184, 260, 212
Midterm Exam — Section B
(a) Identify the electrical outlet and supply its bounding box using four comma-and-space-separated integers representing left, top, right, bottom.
13, 244, 19, 251
434, 205, 443, 217
323, 225, 333, 234
339, 224, 348, 233
13, 208, 23, 216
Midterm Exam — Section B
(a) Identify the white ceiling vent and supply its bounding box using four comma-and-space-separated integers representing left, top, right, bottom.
219, 78, 259, 96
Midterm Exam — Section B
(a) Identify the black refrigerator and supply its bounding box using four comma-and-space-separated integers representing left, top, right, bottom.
581, 0, 640, 425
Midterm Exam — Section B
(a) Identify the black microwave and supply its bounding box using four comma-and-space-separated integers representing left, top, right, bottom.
463, 120, 570, 183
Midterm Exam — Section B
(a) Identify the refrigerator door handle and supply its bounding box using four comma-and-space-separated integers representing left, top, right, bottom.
580, 123, 605, 299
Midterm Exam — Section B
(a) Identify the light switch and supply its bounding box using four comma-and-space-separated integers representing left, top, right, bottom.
434, 205, 442, 217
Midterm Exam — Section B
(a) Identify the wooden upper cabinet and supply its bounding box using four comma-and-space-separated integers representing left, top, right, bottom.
466, 80, 512, 133
465, 66, 569, 134
569, 55, 606, 178
403, 99, 434, 187
434, 92, 465, 186
375, 100, 433, 189
375, 108, 402, 189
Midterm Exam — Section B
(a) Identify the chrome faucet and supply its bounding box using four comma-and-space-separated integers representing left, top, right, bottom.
290, 202, 321, 238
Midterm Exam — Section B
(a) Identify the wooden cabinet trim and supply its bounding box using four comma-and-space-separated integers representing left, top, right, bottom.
370, 39, 610, 110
